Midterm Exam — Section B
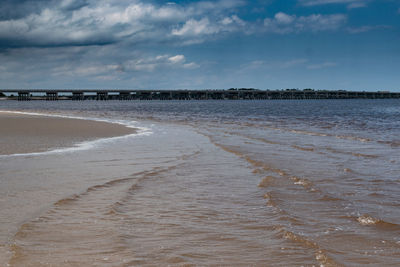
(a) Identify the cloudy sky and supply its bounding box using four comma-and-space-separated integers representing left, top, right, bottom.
0, 0, 399, 91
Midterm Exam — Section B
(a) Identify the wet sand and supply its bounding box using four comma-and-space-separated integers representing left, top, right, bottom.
0, 112, 135, 155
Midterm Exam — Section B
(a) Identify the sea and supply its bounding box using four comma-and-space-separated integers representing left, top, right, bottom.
0, 99, 399, 266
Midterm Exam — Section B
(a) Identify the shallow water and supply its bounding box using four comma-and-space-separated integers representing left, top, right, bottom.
0, 99, 399, 266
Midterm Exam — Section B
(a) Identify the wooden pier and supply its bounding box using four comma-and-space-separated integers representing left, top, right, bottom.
1, 89, 399, 101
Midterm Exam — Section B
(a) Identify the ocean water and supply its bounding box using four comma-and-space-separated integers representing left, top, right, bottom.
0, 99, 399, 266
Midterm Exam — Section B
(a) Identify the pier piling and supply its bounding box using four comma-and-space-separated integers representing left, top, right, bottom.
2, 89, 399, 101
72, 92, 84, 100
46, 92, 58, 101
17, 91, 31, 101
96, 91, 108, 101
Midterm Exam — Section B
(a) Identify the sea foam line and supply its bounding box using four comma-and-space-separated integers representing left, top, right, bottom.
0, 110, 153, 158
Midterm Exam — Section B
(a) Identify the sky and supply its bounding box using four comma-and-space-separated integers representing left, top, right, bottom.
0, 0, 399, 91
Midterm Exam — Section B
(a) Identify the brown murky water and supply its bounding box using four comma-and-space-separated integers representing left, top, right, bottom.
0, 100, 399, 266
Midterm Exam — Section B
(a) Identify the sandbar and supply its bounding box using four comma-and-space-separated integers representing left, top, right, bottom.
0, 112, 135, 155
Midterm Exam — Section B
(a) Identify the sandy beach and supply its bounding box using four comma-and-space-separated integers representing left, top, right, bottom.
0, 112, 135, 155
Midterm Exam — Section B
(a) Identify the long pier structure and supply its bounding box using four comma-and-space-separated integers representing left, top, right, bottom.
1, 89, 399, 101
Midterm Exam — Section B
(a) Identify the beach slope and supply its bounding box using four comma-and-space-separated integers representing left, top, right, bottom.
0, 112, 135, 155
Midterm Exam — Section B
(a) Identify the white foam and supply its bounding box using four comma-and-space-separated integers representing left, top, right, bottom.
357, 215, 379, 225
0, 110, 153, 158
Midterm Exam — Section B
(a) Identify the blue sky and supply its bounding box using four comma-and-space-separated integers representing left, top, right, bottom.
0, 0, 399, 91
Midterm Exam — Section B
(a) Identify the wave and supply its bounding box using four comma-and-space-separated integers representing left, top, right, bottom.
325, 147, 378, 159
318, 195, 344, 202
263, 193, 277, 207
356, 215, 400, 230
0, 110, 152, 158
291, 145, 315, 152
351, 152, 378, 159
263, 124, 373, 145
223, 131, 281, 145
204, 134, 329, 196
340, 214, 400, 230
377, 140, 400, 147
288, 129, 329, 137
258, 176, 276, 188
335, 135, 371, 143
343, 168, 354, 173
276, 227, 341, 267
290, 176, 318, 192
279, 228, 318, 249
9, 161, 188, 266
219, 129, 335, 159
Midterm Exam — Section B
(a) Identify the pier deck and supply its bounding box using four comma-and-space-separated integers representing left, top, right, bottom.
0, 89, 399, 101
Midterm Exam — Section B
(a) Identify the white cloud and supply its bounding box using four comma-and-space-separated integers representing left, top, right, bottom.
125, 54, 198, 72
264, 12, 347, 33
47, 52, 198, 77
236, 59, 336, 75
347, 25, 391, 33
168, 55, 186, 64
221, 15, 246, 26
299, 0, 369, 9
280, 59, 308, 68
274, 12, 295, 24
191, 0, 246, 13
0, 0, 354, 49
0, 0, 246, 47
239, 59, 308, 73
307, 62, 337, 69
171, 14, 246, 40
347, 2, 367, 9
183, 62, 200, 69
172, 18, 217, 36
242, 60, 265, 70
74, 65, 120, 76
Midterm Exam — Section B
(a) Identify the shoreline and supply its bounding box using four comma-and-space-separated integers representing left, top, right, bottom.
0, 111, 137, 156
0, 110, 146, 265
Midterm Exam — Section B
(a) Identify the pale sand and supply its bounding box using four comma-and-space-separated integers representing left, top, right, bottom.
0, 112, 135, 155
